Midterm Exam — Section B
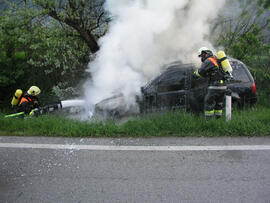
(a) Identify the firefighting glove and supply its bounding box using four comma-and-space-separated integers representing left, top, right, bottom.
29, 108, 39, 117
193, 70, 200, 79
29, 109, 35, 116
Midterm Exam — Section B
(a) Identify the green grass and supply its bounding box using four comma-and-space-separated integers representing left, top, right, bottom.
0, 106, 270, 137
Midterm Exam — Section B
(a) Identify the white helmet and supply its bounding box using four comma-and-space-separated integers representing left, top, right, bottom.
27, 86, 41, 96
198, 47, 211, 57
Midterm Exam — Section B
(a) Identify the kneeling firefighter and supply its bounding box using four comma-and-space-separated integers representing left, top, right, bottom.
17, 86, 41, 116
194, 47, 230, 119
8, 86, 66, 118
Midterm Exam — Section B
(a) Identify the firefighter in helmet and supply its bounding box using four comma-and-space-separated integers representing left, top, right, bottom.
18, 86, 41, 115
194, 47, 227, 119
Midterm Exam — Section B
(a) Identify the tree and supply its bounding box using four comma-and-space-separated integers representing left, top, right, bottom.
213, 0, 270, 93
259, 0, 270, 8
32, 0, 110, 53
213, 0, 269, 59
0, 4, 33, 106
0, 0, 110, 107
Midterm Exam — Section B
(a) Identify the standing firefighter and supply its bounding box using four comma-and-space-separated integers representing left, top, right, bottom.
194, 47, 227, 119
17, 86, 41, 116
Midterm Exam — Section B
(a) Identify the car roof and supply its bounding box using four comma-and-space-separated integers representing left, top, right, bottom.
163, 61, 195, 70
165, 58, 250, 73
143, 58, 252, 89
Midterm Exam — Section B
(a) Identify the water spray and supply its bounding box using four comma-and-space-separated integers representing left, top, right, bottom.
61, 100, 86, 109
32, 100, 86, 116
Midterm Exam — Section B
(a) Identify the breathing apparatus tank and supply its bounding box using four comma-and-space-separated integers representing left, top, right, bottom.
217, 51, 233, 122
11, 89, 23, 106
217, 51, 233, 76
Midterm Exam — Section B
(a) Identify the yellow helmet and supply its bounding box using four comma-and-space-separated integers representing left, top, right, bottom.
27, 86, 41, 96
198, 47, 211, 57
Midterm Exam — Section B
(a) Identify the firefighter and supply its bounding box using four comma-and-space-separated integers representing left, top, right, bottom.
18, 86, 41, 115
194, 47, 227, 119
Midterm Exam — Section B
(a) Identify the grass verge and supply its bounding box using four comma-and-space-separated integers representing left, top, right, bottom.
0, 106, 270, 137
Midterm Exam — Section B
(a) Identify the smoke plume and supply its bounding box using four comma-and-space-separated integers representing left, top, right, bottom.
84, 0, 226, 112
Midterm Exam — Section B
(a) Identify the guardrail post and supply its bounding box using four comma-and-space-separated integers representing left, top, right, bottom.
225, 89, 232, 122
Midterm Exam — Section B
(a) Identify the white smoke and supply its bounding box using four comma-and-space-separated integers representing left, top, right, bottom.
84, 0, 226, 111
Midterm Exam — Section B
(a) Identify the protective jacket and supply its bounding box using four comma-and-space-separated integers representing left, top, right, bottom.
18, 93, 40, 114
198, 55, 225, 86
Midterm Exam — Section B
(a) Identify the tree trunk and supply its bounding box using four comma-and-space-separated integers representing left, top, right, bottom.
49, 10, 100, 53
76, 29, 99, 53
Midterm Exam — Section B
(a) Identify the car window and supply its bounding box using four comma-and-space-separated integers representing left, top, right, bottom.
142, 73, 163, 93
230, 61, 250, 82
157, 69, 186, 92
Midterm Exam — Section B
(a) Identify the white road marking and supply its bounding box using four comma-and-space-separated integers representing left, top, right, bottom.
0, 143, 270, 151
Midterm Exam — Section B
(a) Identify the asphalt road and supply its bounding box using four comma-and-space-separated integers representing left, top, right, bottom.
0, 136, 270, 203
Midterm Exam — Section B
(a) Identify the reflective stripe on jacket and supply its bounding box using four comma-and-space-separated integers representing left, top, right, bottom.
208, 86, 227, 90
19, 96, 32, 105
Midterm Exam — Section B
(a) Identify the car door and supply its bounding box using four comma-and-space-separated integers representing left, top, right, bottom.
156, 68, 188, 111
188, 69, 208, 112
228, 59, 257, 106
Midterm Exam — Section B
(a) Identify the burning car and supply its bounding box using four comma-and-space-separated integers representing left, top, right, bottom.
94, 58, 257, 118
94, 94, 139, 119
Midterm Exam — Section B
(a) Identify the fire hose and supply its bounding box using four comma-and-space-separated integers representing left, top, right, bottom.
5, 100, 86, 118
5, 102, 63, 118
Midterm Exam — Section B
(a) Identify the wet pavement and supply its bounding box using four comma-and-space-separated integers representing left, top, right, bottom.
0, 136, 270, 203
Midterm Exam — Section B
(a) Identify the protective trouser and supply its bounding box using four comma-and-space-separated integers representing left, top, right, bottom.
204, 86, 227, 119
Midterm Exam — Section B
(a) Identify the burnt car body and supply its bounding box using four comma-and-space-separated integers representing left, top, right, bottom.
94, 94, 137, 118
139, 58, 257, 113
95, 58, 257, 117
